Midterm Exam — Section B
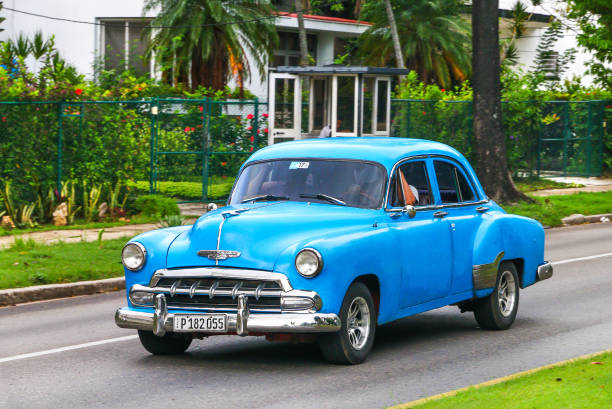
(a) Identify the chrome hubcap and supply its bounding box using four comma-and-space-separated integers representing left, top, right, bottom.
347, 296, 370, 350
498, 270, 516, 317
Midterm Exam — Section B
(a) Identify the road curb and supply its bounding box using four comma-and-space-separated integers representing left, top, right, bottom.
389, 348, 612, 408
0, 277, 125, 307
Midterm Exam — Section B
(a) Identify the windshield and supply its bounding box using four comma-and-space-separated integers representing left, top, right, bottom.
230, 159, 386, 209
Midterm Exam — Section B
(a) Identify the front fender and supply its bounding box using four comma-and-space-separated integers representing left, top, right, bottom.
473, 213, 545, 293
273, 225, 401, 324
123, 226, 191, 306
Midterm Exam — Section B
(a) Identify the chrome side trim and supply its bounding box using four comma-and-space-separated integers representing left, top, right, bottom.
149, 268, 293, 292
115, 308, 341, 334
472, 251, 505, 289
537, 262, 553, 281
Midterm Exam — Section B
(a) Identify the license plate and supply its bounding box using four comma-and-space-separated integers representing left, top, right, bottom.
173, 314, 227, 333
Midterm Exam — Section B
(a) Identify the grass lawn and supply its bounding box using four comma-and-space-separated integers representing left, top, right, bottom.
128, 179, 235, 200
402, 350, 612, 409
503, 191, 612, 227
0, 214, 157, 237
513, 177, 583, 192
0, 238, 126, 289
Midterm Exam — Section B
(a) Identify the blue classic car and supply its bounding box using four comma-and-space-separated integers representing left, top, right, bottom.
116, 137, 553, 364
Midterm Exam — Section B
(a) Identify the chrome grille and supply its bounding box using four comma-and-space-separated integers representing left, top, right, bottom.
154, 277, 283, 312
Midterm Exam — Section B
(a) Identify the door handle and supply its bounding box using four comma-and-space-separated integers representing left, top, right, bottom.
476, 206, 490, 213
274, 131, 285, 136
433, 211, 448, 218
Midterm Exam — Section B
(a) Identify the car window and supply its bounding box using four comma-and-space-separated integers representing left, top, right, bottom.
389, 161, 432, 207
230, 159, 386, 209
434, 160, 476, 203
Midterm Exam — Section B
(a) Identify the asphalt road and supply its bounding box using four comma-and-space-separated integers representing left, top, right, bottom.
1, 223, 611, 409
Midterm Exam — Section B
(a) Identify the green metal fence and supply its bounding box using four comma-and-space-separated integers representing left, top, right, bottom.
0, 98, 267, 204
0, 98, 608, 207
391, 99, 609, 177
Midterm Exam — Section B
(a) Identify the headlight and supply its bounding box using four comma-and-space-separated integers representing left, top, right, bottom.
295, 248, 323, 278
122, 242, 146, 271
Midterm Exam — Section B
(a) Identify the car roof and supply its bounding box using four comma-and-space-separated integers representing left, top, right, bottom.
248, 137, 464, 170
246, 137, 487, 200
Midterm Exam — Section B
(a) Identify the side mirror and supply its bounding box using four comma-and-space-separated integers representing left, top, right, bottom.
207, 203, 218, 212
402, 205, 416, 218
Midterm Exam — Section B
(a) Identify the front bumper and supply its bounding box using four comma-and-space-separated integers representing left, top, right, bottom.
115, 293, 340, 337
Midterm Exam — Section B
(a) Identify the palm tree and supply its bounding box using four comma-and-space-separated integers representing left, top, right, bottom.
295, 0, 310, 66
144, 0, 278, 90
357, 0, 471, 88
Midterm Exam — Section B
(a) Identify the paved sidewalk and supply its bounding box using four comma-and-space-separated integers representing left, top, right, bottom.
0, 204, 206, 249
530, 176, 612, 196
0, 223, 159, 249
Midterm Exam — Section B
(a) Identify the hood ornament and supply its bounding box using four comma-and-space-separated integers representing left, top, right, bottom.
198, 250, 241, 261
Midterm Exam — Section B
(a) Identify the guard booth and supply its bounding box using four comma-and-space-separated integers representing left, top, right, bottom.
268, 66, 409, 145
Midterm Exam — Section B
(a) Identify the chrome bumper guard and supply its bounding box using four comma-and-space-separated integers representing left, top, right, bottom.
537, 261, 553, 282
115, 293, 341, 337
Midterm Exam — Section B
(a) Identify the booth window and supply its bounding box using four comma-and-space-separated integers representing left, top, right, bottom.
273, 77, 296, 129
376, 80, 389, 132
336, 76, 356, 134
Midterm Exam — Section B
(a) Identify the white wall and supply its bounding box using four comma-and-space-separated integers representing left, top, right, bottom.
0, 0, 153, 78
498, 0, 595, 85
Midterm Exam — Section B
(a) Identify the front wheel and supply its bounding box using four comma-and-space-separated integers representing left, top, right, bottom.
138, 330, 192, 355
319, 282, 376, 364
474, 262, 520, 330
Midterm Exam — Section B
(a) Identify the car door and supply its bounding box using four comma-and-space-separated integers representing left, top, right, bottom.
431, 159, 484, 295
386, 159, 453, 308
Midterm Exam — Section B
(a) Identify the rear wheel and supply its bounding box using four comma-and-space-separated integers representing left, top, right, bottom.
137, 330, 192, 355
474, 262, 520, 330
319, 282, 376, 364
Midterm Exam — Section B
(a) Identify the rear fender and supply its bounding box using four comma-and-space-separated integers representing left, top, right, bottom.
472, 214, 545, 297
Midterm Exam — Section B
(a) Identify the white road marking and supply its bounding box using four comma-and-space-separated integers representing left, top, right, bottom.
552, 252, 612, 266
0, 335, 138, 364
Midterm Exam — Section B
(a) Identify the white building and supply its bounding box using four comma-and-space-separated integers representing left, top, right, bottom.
0, 0, 595, 98
498, 0, 594, 84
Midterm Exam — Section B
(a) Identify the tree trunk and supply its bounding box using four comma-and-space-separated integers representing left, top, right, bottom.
295, 0, 309, 66
383, 0, 405, 69
472, 0, 531, 203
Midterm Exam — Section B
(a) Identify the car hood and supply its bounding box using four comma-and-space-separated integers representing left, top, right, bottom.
166, 201, 378, 270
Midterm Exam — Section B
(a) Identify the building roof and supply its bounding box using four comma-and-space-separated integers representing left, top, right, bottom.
276, 12, 372, 26
272, 66, 410, 76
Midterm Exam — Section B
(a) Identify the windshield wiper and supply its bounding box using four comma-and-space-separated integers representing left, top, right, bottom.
240, 194, 290, 204
299, 193, 346, 206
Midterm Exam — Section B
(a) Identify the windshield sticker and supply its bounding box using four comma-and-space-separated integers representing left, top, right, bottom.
289, 161, 310, 169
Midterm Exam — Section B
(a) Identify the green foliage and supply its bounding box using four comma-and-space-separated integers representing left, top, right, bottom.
143, 0, 278, 90
531, 21, 577, 85
158, 214, 186, 228
0, 2, 5, 35
358, 0, 471, 89
82, 182, 102, 223
393, 70, 612, 175
0, 180, 37, 228
568, 0, 612, 90
133, 194, 180, 218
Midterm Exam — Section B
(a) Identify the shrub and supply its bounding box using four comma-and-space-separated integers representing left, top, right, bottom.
133, 195, 180, 218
